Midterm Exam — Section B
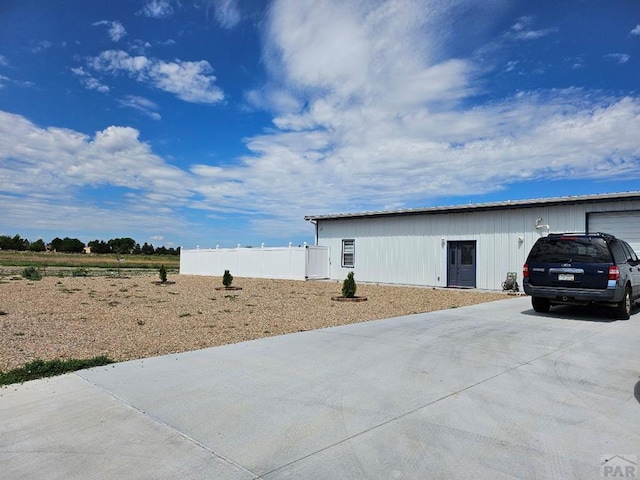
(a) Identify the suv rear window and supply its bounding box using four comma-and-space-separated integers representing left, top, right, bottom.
527, 236, 612, 263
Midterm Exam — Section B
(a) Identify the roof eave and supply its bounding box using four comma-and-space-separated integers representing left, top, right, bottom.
304, 191, 640, 222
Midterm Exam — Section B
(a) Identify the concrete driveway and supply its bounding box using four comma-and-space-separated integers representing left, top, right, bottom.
2, 296, 639, 479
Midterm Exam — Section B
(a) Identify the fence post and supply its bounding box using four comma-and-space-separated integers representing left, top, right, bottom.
236, 244, 240, 275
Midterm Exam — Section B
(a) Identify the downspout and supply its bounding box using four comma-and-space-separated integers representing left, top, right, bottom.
307, 219, 318, 246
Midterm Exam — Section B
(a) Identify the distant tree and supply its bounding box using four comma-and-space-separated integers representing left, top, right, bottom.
0, 234, 28, 251
0, 235, 10, 250
29, 239, 46, 252
60, 237, 85, 253
155, 245, 168, 255
50, 237, 63, 252
132, 243, 142, 255
88, 240, 111, 254
108, 237, 136, 255
141, 242, 155, 255
16, 234, 29, 251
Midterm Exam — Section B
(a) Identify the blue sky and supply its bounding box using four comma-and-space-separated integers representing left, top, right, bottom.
1, 1, 640, 249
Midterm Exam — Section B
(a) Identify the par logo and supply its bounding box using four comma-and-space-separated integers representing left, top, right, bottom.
601, 455, 637, 478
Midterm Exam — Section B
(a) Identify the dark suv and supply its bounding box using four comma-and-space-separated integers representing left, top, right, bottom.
523, 233, 640, 319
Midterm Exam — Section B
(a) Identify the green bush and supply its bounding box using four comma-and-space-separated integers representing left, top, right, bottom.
21, 266, 42, 281
222, 269, 233, 288
159, 265, 167, 283
72, 267, 89, 277
342, 272, 357, 298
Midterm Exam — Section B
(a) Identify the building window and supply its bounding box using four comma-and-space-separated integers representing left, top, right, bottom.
342, 239, 355, 268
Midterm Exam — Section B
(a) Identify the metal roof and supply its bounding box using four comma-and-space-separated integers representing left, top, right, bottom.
304, 191, 640, 221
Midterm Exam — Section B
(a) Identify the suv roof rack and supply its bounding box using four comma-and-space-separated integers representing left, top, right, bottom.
546, 232, 617, 241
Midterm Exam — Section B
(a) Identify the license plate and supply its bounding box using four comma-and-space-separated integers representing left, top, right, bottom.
558, 273, 574, 281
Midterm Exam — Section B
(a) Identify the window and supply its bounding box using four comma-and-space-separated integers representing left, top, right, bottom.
460, 244, 474, 265
342, 239, 355, 268
527, 237, 612, 263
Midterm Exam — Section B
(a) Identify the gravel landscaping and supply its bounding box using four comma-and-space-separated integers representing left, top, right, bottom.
0, 274, 508, 372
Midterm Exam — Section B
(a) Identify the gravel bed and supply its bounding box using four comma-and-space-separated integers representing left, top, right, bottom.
0, 274, 509, 372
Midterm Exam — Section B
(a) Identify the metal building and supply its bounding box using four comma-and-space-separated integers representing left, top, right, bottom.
304, 191, 640, 290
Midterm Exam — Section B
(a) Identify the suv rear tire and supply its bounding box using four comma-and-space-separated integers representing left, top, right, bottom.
613, 287, 631, 320
532, 296, 551, 313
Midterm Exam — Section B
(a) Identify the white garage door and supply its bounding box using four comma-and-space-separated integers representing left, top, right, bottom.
589, 211, 640, 254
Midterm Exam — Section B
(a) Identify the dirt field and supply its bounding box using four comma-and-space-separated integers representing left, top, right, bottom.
0, 274, 509, 372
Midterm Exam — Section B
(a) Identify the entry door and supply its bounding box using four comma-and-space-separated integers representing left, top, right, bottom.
447, 241, 476, 288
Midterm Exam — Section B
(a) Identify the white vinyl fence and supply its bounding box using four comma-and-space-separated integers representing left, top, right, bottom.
180, 244, 330, 281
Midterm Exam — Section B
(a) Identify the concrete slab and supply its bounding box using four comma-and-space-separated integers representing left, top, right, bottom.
0, 374, 257, 479
2, 297, 639, 479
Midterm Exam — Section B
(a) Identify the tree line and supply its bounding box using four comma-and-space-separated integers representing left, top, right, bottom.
0, 234, 180, 255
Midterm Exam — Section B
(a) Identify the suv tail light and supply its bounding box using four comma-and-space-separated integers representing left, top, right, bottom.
523, 264, 529, 279
608, 266, 620, 281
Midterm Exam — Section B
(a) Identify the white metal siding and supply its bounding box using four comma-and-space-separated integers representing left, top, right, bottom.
316, 199, 640, 290
588, 210, 640, 253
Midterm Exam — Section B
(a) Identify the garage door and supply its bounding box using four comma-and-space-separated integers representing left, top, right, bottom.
588, 211, 640, 254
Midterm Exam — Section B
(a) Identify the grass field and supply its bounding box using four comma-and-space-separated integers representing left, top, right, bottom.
0, 251, 180, 270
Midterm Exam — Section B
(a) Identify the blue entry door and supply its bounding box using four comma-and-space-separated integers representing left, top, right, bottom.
447, 241, 476, 288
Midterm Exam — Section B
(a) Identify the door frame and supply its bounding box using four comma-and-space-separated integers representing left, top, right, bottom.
447, 240, 477, 288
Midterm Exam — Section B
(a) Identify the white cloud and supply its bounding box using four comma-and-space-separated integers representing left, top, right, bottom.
506, 16, 556, 41
4, 0, 640, 242
119, 95, 162, 120
141, 0, 174, 18
93, 20, 127, 42
193, 0, 640, 237
631, 24, 640, 35
31, 40, 53, 53
213, 0, 241, 29
605, 53, 630, 64
88, 50, 224, 104
129, 39, 153, 55
0, 73, 35, 90
71, 66, 110, 93
0, 55, 8, 66
0, 111, 195, 240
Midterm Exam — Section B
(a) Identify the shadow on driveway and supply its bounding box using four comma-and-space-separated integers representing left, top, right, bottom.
519, 303, 638, 323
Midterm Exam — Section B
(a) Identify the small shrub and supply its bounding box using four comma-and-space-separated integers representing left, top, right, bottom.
72, 267, 89, 277
21, 266, 42, 281
342, 272, 357, 298
222, 270, 233, 288
159, 265, 167, 283
0, 356, 115, 385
